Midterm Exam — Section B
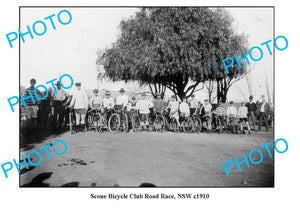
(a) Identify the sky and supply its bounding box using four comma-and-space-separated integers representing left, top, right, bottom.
20, 7, 273, 102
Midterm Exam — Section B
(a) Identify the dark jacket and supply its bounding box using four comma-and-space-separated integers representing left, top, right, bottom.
256, 101, 270, 116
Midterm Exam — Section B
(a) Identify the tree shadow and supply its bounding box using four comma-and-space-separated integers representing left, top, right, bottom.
21, 172, 53, 187
20, 166, 35, 175
139, 182, 157, 187
61, 182, 80, 187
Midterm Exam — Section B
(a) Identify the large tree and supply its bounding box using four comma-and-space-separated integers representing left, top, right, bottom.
100, 7, 248, 100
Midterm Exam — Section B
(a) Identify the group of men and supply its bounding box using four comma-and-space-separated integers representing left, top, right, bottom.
21, 78, 272, 134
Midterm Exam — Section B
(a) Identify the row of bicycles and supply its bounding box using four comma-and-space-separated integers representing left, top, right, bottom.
68, 106, 242, 134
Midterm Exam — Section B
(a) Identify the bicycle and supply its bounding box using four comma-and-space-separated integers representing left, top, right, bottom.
191, 114, 202, 133
180, 114, 194, 133
131, 109, 142, 132
67, 107, 76, 134
227, 116, 237, 134
202, 113, 212, 133
108, 105, 129, 133
150, 111, 166, 132
86, 108, 102, 132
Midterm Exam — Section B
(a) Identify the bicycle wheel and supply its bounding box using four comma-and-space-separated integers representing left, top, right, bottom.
153, 115, 165, 132
108, 113, 120, 133
132, 114, 141, 132
193, 116, 202, 133
93, 112, 102, 132
170, 117, 179, 133
182, 117, 194, 133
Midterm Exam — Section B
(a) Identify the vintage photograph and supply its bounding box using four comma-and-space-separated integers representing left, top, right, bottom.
19, 7, 274, 187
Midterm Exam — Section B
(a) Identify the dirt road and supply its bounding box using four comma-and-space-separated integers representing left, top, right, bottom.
20, 130, 274, 187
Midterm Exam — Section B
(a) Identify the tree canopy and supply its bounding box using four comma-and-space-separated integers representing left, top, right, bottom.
98, 7, 248, 100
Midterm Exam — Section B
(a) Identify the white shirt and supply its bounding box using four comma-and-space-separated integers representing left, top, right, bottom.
102, 97, 115, 109
260, 102, 266, 112
70, 89, 88, 109
53, 89, 68, 101
116, 94, 128, 106
137, 99, 153, 114
237, 106, 248, 118
180, 102, 190, 116
90, 96, 102, 108
203, 103, 212, 112
189, 98, 198, 108
227, 106, 237, 117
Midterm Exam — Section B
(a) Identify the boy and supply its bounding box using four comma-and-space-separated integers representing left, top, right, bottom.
237, 101, 251, 134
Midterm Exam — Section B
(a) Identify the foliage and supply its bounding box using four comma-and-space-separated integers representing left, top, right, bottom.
100, 7, 249, 100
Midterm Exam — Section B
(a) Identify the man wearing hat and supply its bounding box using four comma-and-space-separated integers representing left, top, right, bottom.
136, 92, 153, 131
102, 90, 115, 121
188, 94, 198, 116
53, 81, 69, 130
256, 95, 270, 132
23, 78, 42, 134
246, 95, 257, 131
89, 89, 102, 110
70, 82, 88, 131
116, 88, 128, 109
153, 92, 164, 114
226, 101, 238, 133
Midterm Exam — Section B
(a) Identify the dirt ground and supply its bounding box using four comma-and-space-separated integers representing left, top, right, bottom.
20, 130, 274, 187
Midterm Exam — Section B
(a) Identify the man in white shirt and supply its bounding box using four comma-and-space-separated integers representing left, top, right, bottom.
167, 95, 180, 127
137, 92, 153, 131
116, 88, 128, 109
89, 89, 102, 110
70, 82, 89, 131
237, 101, 251, 134
189, 94, 198, 115
179, 96, 190, 127
202, 99, 212, 116
226, 101, 237, 133
53, 81, 69, 130
102, 90, 115, 122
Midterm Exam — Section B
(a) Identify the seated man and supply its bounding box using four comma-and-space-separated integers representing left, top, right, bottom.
226, 101, 237, 133
237, 101, 251, 134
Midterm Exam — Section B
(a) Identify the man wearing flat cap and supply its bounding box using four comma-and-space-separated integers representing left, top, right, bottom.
102, 90, 115, 121
89, 89, 102, 110
116, 88, 128, 109
70, 82, 88, 131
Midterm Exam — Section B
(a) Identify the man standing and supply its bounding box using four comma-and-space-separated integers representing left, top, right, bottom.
153, 93, 164, 114
53, 81, 69, 130
226, 101, 238, 133
23, 78, 42, 135
102, 90, 115, 121
137, 93, 153, 131
189, 94, 198, 116
257, 95, 270, 132
70, 82, 88, 132
116, 88, 128, 109
246, 95, 257, 131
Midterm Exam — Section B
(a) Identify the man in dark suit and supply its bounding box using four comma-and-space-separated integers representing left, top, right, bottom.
256, 95, 270, 132
246, 95, 257, 132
